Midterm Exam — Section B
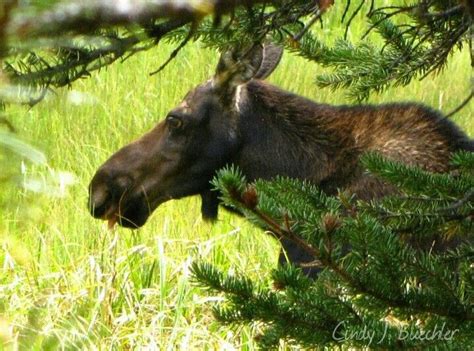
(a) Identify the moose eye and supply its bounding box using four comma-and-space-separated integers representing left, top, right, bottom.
166, 115, 183, 130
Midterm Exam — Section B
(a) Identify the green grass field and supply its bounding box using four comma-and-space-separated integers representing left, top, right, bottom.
1, 6, 473, 350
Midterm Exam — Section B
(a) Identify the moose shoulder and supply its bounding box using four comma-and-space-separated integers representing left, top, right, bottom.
89, 44, 473, 275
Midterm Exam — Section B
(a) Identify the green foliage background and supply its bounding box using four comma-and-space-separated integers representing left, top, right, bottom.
0, 3, 472, 349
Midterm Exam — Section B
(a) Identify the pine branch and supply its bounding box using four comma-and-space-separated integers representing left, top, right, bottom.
362, 153, 474, 199
4, 18, 194, 104
3, 1, 471, 103
308, 1, 472, 100
195, 150, 474, 349
211, 166, 474, 321
9, 0, 277, 38
3, 1, 320, 104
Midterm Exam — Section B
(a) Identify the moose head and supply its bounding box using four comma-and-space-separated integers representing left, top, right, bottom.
88, 44, 284, 228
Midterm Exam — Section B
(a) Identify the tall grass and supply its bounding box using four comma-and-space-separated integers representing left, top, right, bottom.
1, 5, 472, 349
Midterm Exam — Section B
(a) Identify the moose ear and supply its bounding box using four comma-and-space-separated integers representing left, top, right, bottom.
213, 43, 283, 94
254, 44, 283, 80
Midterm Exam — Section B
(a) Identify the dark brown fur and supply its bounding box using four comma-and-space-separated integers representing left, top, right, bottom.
89, 45, 473, 276
240, 81, 473, 199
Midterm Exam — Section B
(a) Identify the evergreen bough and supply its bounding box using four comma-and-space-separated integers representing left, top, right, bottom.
192, 152, 473, 349
1, 1, 472, 106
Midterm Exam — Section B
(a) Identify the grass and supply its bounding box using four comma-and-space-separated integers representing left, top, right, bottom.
1, 5, 473, 350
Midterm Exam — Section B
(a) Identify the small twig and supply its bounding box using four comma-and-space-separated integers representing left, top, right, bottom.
440, 188, 474, 214
145, 17, 192, 43
421, 5, 463, 19
27, 85, 51, 108
445, 91, 473, 118
293, 9, 321, 42
299, 260, 323, 268
222, 10, 236, 32
362, 6, 417, 40
341, 0, 351, 24
344, 0, 364, 40
368, 0, 375, 16
419, 23, 470, 80
149, 21, 196, 76
258, 208, 320, 258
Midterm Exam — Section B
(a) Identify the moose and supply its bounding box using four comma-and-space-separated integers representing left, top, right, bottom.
89, 44, 473, 275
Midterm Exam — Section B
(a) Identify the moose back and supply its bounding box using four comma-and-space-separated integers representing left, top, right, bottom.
89, 45, 473, 274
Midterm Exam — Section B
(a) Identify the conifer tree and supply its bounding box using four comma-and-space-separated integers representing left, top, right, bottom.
1, 1, 472, 107
191, 152, 473, 349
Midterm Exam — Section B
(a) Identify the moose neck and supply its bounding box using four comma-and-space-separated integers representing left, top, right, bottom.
232, 80, 349, 186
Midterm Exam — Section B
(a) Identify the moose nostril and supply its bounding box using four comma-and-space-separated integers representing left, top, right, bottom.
90, 185, 109, 207
89, 184, 112, 218
88, 174, 134, 218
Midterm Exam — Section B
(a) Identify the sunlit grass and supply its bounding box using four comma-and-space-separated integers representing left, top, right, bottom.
1, 5, 472, 349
